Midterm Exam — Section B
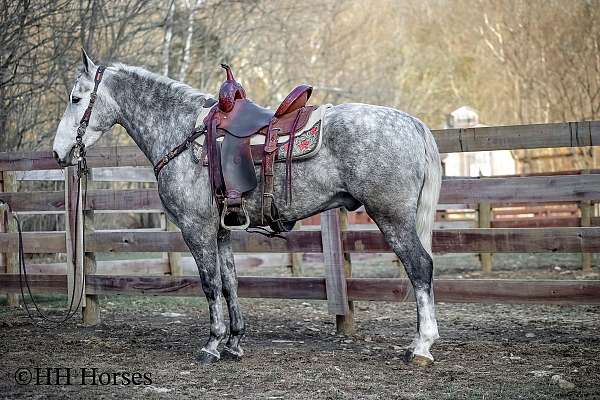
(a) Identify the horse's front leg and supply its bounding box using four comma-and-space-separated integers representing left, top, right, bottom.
182, 226, 227, 364
217, 229, 245, 360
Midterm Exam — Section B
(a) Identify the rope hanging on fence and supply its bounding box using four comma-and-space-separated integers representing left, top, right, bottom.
0, 159, 88, 327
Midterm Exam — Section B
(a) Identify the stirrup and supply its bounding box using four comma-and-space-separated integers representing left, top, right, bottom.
220, 198, 251, 231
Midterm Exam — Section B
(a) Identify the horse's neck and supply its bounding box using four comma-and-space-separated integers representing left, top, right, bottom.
109, 70, 204, 165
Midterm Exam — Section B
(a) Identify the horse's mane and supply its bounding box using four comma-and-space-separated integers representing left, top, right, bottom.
110, 63, 212, 100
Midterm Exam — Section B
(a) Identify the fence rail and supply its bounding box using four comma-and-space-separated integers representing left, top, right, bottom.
2, 174, 600, 213
1, 227, 599, 253
1, 275, 599, 305
1, 120, 599, 172
1, 120, 599, 330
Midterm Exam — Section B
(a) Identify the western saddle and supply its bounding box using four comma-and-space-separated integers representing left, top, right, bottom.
203, 64, 317, 232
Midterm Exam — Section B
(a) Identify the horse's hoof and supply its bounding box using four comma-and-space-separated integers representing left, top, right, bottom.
404, 349, 434, 367
221, 346, 243, 362
411, 354, 434, 367
197, 349, 220, 365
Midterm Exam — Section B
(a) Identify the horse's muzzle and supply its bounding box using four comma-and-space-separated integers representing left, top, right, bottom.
53, 150, 70, 168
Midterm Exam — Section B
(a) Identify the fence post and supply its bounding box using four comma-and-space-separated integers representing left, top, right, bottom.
321, 208, 351, 334
336, 208, 354, 334
65, 167, 85, 316
288, 220, 303, 277
478, 201, 493, 273
166, 219, 182, 276
82, 170, 99, 325
580, 200, 592, 272
1, 171, 19, 306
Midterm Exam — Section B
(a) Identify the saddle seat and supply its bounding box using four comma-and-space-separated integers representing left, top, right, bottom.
204, 64, 316, 232
218, 85, 313, 138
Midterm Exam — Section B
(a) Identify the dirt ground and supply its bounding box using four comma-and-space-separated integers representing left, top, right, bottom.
1, 253, 599, 399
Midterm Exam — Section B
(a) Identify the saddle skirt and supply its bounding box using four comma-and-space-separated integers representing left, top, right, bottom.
194, 104, 331, 165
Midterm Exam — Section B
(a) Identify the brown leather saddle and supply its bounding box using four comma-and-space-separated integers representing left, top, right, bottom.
203, 64, 316, 232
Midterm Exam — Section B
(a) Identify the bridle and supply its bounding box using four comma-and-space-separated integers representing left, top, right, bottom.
0, 65, 106, 326
73, 65, 107, 168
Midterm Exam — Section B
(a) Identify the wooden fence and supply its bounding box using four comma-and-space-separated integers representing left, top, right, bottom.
1, 120, 599, 332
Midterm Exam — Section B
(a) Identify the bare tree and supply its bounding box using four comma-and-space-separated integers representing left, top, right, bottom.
178, 0, 204, 81
161, 0, 175, 77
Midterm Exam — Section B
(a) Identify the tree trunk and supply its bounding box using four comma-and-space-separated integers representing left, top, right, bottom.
178, 0, 203, 81
161, 0, 176, 77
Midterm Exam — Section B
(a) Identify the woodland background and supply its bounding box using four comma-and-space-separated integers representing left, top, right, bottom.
1, 0, 599, 171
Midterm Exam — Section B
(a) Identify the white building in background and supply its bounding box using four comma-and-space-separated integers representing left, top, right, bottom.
441, 106, 516, 177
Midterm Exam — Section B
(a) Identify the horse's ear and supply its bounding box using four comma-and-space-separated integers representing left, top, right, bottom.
81, 48, 96, 75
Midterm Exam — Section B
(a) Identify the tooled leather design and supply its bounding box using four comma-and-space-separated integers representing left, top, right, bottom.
218, 64, 246, 113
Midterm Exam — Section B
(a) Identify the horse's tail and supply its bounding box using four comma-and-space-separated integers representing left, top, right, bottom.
414, 120, 442, 258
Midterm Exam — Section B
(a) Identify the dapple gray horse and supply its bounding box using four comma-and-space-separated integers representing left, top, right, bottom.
53, 50, 442, 366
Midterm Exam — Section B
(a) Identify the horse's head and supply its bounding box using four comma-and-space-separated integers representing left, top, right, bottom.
53, 49, 118, 167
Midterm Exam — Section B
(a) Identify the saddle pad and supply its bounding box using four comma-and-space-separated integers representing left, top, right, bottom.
275, 120, 321, 161
194, 104, 331, 164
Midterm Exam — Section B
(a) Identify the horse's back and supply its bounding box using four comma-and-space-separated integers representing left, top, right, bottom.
322, 103, 438, 189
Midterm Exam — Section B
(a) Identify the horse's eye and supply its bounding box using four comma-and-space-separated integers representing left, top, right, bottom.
71, 96, 81, 104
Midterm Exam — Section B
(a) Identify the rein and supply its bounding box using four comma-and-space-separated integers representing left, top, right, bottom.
153, 127, 206, 178
0, 65, 106, 327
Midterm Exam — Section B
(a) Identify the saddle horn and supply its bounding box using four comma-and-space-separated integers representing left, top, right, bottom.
218, 64, 246, 113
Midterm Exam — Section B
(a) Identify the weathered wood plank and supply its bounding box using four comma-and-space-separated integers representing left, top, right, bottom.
433, 120, 600, 153
0, 150, 59, 172
491, 217, 586, 228
440, 174, 600, 203
27, 259, 170, 275
2, 121, 599, 171
0, 232, 66, 253
85, 189, 161, 211
478, 202, 493, 273
83, 171, 99, 324
2, 274, 599, 304
65, 167, 85, 309
321, 209, 350, 316
336, 208, 355, 333
0, 274, 68, 293
85, 230, 324, 253
435, 220, 476, 229
15, 167, 156, 183
1, 171, 19, 306
91, 167, 156, 182
580, 200, 593, 272
434, 228, 600, 253
0, 190, 66, 212
15, 170, 64, 181
3, 175, 599, 213
165, 219, 182, 276
85, 227, 600, 253
0, 189, 160, 212
346, 278, 600, 304
287, 220, 304, 277
24, 254, 300, 275
0, 146, 150, 172
344, 228, 600, 253
2, 227, 600, 254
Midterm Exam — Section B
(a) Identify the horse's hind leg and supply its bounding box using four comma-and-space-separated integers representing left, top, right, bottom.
217, 229, 245, 360
369, 213, 439, 365
182, 227, 227, 364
